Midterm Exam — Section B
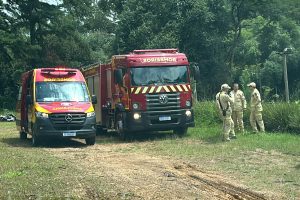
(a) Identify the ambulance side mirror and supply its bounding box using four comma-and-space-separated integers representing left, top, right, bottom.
91, 95, 97, 104
115, 69, 123, 85
26, 95, 33, 105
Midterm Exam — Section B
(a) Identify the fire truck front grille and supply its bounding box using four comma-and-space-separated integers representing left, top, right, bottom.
146, 93, 180, 111
49, 113, 86, 130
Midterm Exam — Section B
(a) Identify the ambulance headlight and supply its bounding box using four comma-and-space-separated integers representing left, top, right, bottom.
132, 103, 139, 110
35, 112, 48, 118
186, 100, 191, 107
133, 113, 141, 120
185, 110, 192, 117
87, 112, 95, 118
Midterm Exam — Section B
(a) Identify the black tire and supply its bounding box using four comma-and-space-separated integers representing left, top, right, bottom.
116, 112, 128, 140
32, 132, 40, 147
20, 131, 27, 140
173, 127, 188, 137
85, 137, 96, 145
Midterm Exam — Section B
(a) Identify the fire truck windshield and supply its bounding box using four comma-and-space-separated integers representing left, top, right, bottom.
35, 82, 90, 102
130, 66, 188, 86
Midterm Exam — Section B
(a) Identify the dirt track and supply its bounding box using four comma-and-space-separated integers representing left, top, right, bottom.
45, 138, 269, 200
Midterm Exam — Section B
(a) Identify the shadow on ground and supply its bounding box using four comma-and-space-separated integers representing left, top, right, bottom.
1, 136, 87, 148
96, 130, 180, 144
1, 131, 181, 148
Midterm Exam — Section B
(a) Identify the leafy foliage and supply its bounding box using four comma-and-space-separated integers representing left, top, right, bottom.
0, 0, 300, 109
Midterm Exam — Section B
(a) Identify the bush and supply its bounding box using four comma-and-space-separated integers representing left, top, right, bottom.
263, 102, 300, 132
194, 101, 221, 127
194, 101, 300, 133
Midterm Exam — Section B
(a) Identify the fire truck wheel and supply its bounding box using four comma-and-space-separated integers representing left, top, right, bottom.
20, 131, 27, 140
85, 137, 96, 145
173, 127, 188, 136
96, 126, 107, 135
116, 112, 128, 140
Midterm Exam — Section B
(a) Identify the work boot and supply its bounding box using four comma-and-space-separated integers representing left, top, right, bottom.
230, 135, 237, 139
222, 138, 231, 142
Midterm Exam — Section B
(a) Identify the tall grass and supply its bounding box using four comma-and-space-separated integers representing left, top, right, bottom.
194, 101, 300, 133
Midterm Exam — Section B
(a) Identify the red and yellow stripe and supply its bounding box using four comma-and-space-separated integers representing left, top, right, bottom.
130, 84, 191, 94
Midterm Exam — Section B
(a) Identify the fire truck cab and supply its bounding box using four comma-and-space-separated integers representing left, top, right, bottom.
16, 67, 97, 146
83, 49, 196, 138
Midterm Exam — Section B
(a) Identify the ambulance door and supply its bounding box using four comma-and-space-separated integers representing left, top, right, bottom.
26, 75, 34, 133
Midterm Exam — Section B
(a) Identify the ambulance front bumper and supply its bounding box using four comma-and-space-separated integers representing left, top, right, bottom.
33, 116, 96, 139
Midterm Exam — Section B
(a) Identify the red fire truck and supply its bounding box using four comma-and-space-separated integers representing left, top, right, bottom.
82, 49, 198, 138
16, 67, 97, 146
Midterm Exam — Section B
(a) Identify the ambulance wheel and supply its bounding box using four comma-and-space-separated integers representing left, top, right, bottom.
32, 133, 40, 147
173, 127, 188, 136
85, 137, 96, 145
20, 131, 27, 140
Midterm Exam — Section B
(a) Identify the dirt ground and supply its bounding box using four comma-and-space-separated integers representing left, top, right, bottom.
45, 138, 270, 200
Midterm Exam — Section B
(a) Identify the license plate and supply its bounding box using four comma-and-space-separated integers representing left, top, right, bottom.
159, 116, 171, 121
63, 132, 76, 137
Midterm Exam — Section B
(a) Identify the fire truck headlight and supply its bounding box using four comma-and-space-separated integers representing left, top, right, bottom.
87, 112, 95, 118
35, 112, 49, 118
133, 113, 141, 120
186, 100, 191, 107
132, 103, 139, 110
185, 110, 192, 118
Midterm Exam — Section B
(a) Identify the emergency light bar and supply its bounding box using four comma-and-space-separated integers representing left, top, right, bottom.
41, 68, 77, 75
133, 49, 178, 54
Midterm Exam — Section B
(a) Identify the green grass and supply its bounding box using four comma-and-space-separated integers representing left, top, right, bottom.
1, 105, 299, 199
128, 127, 300, 199
0, 122, 108, 199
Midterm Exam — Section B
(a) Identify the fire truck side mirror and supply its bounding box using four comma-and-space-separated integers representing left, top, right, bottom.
26, 95, 33, 105
114, 69, 123, 85
91, 95, 97, 104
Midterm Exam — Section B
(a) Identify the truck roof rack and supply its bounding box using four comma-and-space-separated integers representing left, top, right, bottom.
132, 49, 178, 54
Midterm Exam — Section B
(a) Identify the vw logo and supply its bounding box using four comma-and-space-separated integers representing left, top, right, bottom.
159, 94, 168, 104
65, 114, 72, 122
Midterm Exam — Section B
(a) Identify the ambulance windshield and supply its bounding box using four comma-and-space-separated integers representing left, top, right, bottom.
35, 82, 90, 102
130, 66, 188, 86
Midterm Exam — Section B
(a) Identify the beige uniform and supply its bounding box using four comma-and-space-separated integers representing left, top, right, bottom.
215, 92, 222, 120
219, 91, 235, 140
230, 90, 246, 133
250, 88, 265, 132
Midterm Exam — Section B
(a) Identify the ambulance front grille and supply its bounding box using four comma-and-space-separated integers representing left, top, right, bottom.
146, 93, 180, 111
49, 113, 86, 130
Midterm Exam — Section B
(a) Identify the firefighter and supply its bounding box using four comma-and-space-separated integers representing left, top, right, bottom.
218, 84, 236, 141
247, 82, 265, 133
230, 83, 247, 134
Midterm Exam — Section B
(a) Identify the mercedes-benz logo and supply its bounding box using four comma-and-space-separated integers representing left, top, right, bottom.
159, 94, 168, 104
65, 114, 72, 122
